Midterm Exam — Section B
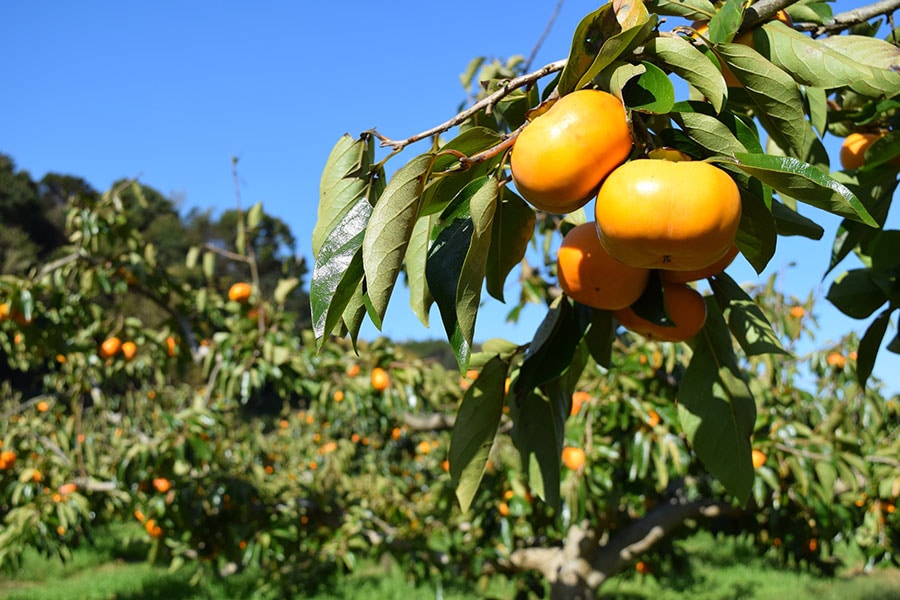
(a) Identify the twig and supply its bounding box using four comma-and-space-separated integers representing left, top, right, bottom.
374, 59, 567, 152
525, 0, 566, 72
794, 0, 900, 34
740, 0, 800, 31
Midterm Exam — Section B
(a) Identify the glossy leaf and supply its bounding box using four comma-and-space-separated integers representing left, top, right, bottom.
407, 214, 435, 327
622, 61, 675, 114
857, 308, 893, 388
511, 386, 563, 509
679, 297, 755, 504
672, 108, 747, 156
819, 35, 900, 98
710, 272, 788, 356
717, 152, 876, 226
585, 309, 615, 369
314, 134, 376, 258
771, 199, 824, 240
734, 183, 777, 274
449, 355, 507, 512
362, 153, 435, 327
486, 189, 535, 302
646, 36, 726, 113
826, 269, 887, 319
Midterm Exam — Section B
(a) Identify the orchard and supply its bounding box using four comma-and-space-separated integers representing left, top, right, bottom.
3, 0, 900, 598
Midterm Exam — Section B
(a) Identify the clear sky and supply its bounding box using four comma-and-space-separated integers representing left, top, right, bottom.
2, 1, 896, 392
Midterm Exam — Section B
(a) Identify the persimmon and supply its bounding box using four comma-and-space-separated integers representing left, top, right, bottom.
826, 352, 846, 369
595, 159, 741, 271
99, 336, 122, 358
0, 450, 16, 470
510, 89, 633, 214
839, 132, 897, 170
36, 400, 50, 413
557, 223, 650, 310
121, 341, 137, 361
166, 336, 177, 357
228, 282, 252, 303
660, 245, 740, 284
152, 477, 172, 493
751, 449, 767, 469
571, 391, 591, 416
561, 446, 586, 470
371, 367, 391, 392
790, 305, 805, 318
614, 283, 707, 342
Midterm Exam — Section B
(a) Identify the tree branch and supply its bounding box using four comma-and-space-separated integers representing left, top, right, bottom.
740, 0, 799, 30
795, 0, 900, 34
373, 59, 567, 152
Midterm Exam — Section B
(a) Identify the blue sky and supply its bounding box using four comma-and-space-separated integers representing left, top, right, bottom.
2, 1, 896, 391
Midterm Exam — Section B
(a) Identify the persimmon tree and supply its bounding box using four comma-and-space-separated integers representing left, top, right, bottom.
311, 0, 899, 595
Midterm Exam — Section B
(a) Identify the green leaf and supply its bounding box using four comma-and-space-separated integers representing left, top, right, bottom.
273, 277, 299, 305
717, 152, 877, 226
819, 35, 900, 97
707, 0, 742, 44
630, 270, 672, 327
559, 2, 656, 95
362, 153, 435, 327
246, 201, 263, 231
511, 387, 563, 509
757, 22, 882, 90
826, 269, 887, 319
646, 36, 726, 113
456, 178, 499, 356
710, 272, 788, 356
407, 214, 435, 327
450, 355, 507, 512
715, 43, 809, 157
679, 297, 756, 504
734, 183, 777, 274
622, 61, 675, 114
314, 134, 377, 258
645, 0, 713, 20
486, 189, 535, 302
311, 199, 372, 344
857, 308, 893, 389
805, 87, 828, 138
513, 297, 591, 397
585, 309, 616, 369
672, 109, 747, 156
771, 199, 824, 240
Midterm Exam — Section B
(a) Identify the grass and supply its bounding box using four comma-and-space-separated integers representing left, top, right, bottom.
2, 528, 899, 599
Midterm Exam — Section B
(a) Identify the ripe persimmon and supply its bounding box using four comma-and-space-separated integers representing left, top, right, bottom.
228, 282, 252, 303
751, 449, 767, 469
99, 336, 122, 358
615, 283, 707, 342
556, 223, 650, 310
371, 367, 391, 392
839, 132, 897, 170
561, 446, 586, 471
510, 89, 633, 214
595, 159, 741, 272
571, 391, 591, 416
661, 245, 739, 284
121, 341, 137, 361
166, 336, 177, 357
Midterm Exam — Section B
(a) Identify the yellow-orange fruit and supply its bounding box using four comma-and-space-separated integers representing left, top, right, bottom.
228, 282, 252, 303
751, 449, 767, 469
561, 446, 586, 471
99, 336, 122, 358
571, 391, 591, 416
660, 245, 740, 284
614, 283, 707, 342
121, 341, 137, 361
839, 132, 896, 170
510, 90, 633, 214
595, 159, 741, 271
371, 367, 391, 392
556, 223, 650, 310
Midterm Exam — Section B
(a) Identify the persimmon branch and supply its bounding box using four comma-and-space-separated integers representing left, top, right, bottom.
794, 0, 900, 34
374, 59, 567, 152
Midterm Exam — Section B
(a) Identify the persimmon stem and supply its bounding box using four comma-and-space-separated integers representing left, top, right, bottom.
374, 59, 567, 152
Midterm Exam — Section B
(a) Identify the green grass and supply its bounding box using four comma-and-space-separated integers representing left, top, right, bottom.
2, 528, 899, 599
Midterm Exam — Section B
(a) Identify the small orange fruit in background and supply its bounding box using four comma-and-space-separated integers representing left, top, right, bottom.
228, 282, 252, 303
36, 400, 50, 413
121, 341, 137, 361
561, 446, 586, 471
58, 482, 77, 495
790, 305, 805, 318
333, 390, 345, 402
595, 159, 741, 272
571, 391, 591, 416
371, 367, 391, 392
660, 245, 740, 284
511, 89, 633, 214
839, 131, 899, 170
99, 336, 122, 358
0, 302, 10, 322
0, 450, 16, 470
615, 283, 707, 343
441, 459, 450, 472
751, 449, 767, 469
647, 409, 661, 428
498, 501, 511, 517
166, 336, 177, 357
635, 560, 650, 575
152, 478, 172, 493
557, 222, 651, 310
826, 352, 846, 369
346, 363, 361, 377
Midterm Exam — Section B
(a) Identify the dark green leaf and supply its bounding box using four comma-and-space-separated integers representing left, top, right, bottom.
679, 297, 756, 504
733, 181, 777, 274
826, 269, 887, 319
362, 154, 435, 326
407, 215, 435, 327
857, 309, 892, 389
717, 152, 877, 226
710, 272, 788, 356
771, 199, 824, 240
449, 355, 507, 512
630, 270, 672, 326
310, 199, 372, 346
672, 110, 747, 156
586, 309, 615, 369
427, 217, 473, 371
486, 189, 535, 302
511, 388, 562, 509
646, 36, 726, 113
